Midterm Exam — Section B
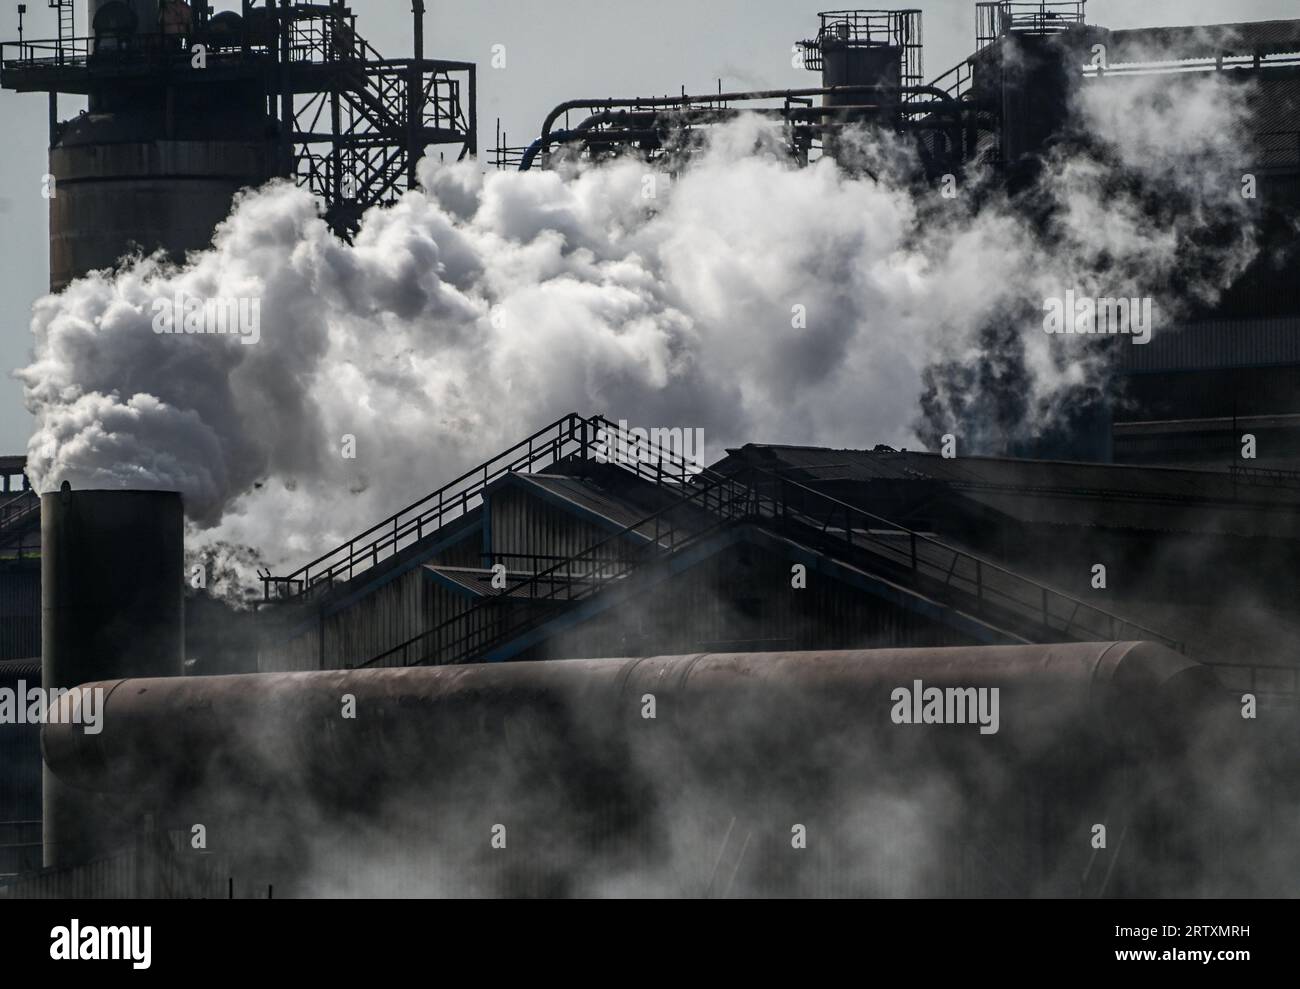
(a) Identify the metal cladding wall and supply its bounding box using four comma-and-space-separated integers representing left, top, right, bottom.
256, 548, 454, 670
318, 566, 426, 671
259, 485, 644, 672
41, 488, 184, 868
0, 832, 230, 899
49, 121, 276, 291
821, 44, 903, 106
0, 566, 39, 661
40, 643, 1242, 896
488, 485, 633, 565
523, 542, 973, 663
0, 659, 41, 877
1117, 317, 1300, 375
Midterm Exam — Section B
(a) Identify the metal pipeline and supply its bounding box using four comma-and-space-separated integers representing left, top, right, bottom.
37, 642, 1234, 895
44, 641, 1221, 799
526, 84, 962, 169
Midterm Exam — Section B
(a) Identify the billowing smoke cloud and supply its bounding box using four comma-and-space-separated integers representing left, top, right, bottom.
14, 70, 1259, 593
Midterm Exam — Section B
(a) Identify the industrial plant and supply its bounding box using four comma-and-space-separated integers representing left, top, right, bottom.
0, 0, 1297, 899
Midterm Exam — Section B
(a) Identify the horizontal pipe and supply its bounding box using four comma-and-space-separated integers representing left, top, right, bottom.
44, 642, 1221, 798
532, 84, 959, 166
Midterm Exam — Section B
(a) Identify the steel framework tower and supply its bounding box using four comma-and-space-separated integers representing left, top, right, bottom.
1, 0, 476, 288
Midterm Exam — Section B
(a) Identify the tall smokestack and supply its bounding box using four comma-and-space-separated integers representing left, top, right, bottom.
41, 486, 184, 867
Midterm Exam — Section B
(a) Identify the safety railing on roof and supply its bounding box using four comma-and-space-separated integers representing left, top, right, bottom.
1210, 661, 1298, 699
347, 421, 1181, 669
1229, 463, 1300, 491
976, 1, 1086, 47
927, 58, 974, 100
262, 414, 705, 603
742, 468, 1183, 651
799, 9, 925, 86
262, 413, 588, 602
0, 31, 262, 74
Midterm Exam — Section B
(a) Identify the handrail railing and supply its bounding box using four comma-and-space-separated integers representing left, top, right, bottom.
977, 1, 1086, 46
0, 494, 39, 551
1, 14, 373, 79
264, 412, 707, 604
261, 413, 593, 602
0, 492, 36, 527
1210, 661, 1298, 695
347, 419, 1180, 669
1229, 463, 1300, 491
355, 468, 759, 668
742, 467, 1182, 651
928, 58, 974, 100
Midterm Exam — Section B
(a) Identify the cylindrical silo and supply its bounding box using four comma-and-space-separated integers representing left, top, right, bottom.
48, 1, 278, 290
811, 9, 921, 111
41, 486, 184, 867
820, 34, 904, 108
88, 0, 162, 42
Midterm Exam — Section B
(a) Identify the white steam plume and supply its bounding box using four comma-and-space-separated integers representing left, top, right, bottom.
15, 72, 1259, 593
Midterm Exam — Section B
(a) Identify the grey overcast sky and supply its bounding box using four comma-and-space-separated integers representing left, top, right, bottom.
0, 0, 1294, 453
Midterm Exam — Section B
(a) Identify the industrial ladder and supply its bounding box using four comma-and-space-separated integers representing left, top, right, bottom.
48, 0, 72, 47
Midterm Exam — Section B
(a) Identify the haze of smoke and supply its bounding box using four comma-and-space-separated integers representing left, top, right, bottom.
15, 71, 1258, 592
85, 642, 1297, 898
917, 67, 1260, 449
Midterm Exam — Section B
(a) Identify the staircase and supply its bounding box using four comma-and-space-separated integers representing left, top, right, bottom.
263, 414, 589, 601
740, 470, 1178, 649
262, 414, 701, 603
0, 492, 39, 561
287, 13, 470, 232
357, 465, 758, 668
928, 59, 974, 101
342, 417, 1180, 669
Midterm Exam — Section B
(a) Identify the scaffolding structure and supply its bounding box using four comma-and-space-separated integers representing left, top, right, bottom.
976, 1, 1087, 49
0, 0, 476, 237
798, 9, 924, 87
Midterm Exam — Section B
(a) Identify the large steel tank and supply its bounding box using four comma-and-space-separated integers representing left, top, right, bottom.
47, 1, 277, 290
820, 34, 904, 108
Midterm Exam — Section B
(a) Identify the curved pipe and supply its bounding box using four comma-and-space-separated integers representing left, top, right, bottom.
520, 127, 579, 171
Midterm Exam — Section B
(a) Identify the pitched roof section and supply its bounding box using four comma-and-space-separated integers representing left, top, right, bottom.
1106, 20, 1300, 60
716, 443, 1300, 538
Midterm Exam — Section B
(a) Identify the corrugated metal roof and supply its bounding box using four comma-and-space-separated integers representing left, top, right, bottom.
1082, 66, 1300, 159
517, 473, 659, 532
719, 444, 1300, 538
513, 472, 718, 544
1107, 20, 1300, 60
728, 443, 1295, 498
1116, 316, 1300, 373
